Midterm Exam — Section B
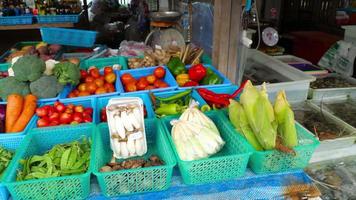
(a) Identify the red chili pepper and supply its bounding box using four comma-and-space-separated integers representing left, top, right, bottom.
184, 80, 199, 87
231, 80, 248, 98
188, 64, 207, 82
198, 89, 230, 107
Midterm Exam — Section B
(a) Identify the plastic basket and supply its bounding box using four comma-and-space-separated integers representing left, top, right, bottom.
161, 111, 253, 185
3, 124, 95, 200
0, 15, 33, 25
0, 135, 24, 200
36, 15, 79, 24
93, 119, 176, 197
80, 56, 128, 70
178, 64, 232, 90
118, 66, 178, 94
0, 63, 10, 71
40, 27, 97, 47
29, 98, 96, 129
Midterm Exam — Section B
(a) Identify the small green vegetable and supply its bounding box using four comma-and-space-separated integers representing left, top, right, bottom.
200, 68, 222, 85
167, 57, 187, 76
30, 75, 64, 99
53, 62, 81, 86
155, 89, 192, 102
0, 77, 30, 100
0, 145, 14, 177
12, 55, 46, 82
155, 103, 186, 116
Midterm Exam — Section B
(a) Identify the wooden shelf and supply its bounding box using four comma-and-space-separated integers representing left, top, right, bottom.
0, 23, 74, 30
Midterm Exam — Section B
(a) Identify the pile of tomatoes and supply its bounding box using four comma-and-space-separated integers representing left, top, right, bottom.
68, 67, 117, 98
35, 101, 93, 127
121, 67, 169, 92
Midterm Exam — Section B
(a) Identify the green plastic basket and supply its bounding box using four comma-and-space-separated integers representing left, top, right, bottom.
220, 110, 320, 174
93, 119, 176, 197
3, 124, 96, 200
161, 111, 253, 185
80, 56, 128, 70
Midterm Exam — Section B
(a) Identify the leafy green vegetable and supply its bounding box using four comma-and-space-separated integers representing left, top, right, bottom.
53, 62, 81, 86
12, 55, 46, 82
0, 77, 30, 100
30, 75, 64, 99
0, 145, 14, 177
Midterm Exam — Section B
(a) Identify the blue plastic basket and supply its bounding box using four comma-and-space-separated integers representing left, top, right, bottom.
0, 15, 33, 25
80, 56, 128, 70
36, 15, 79, 24
178, 64, 232, 90
3, 124, 95, 200
40, 27, 97, 47
29, 98, 96, 129
118, 66, 178, 94
194, 85, 239, 109
0, 63, 10, 71
0, 135, 24, 200
59, 70, 122, 100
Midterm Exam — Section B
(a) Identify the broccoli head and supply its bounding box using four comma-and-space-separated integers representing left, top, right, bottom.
0, 77, 30, 100
53, 62, 80, 86
30, 75, 64, 99
12, 55, 46, 82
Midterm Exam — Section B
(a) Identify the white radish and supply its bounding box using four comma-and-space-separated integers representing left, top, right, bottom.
114, 114, 126, 139
127, 138, 136, 156
112, 139, 121, 158
121, 111, 134, 131
127, 111, 141, 129
120, 142, 129, 158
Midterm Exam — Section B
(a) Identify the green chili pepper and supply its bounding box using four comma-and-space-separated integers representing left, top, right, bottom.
60, 148, 71, 170
155, 89, 192, 102
155, 103, 187, 116
167, 57, 187, 76
201, 68, 222, 85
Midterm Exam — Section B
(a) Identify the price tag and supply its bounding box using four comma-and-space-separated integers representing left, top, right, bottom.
128, 131, 143, 141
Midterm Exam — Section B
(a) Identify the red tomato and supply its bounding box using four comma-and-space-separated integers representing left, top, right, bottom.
72, 89, 80, 96
72, 112, 83, 123
54, 101, 60, 107
86, 82, 98, 94
74, 105, 84, 113
84, 107, 93, 115
66, 104, 75, 110
153, 80, 164, 88
49, 119, 60, 126
83, 115, 93, 123
100, 108, 107, 122
59, 113, 73, 124
78, 83, 87, 92
95, 87, 107, 94
55, 102, 66, 113
94, 79, 105, 87
82, 111, 91, 119
104, 66, 114, 75
154, 67, 166, 79
121, 73, 135, 85
89, 68, 100, 78
104, 72, 116, 84
85, 76, 95, 83
104, 83, 115, 93
65, 107, 73, 114
145, 85, 156, 90
37, 118, 49, 127
146, 75, 157, 84
159, 82, 169, 88
80, 70, 88, 79
98, 75, 105, 81
46, 106, 56, 116
68, 92, 77, 98
78, 91, 91, 97
136, 79, 149, 90
125, 83, 137, 92
36, 107, 48, 117
48, 112, 60, 121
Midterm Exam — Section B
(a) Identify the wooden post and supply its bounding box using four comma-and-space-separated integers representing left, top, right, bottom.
213, 0, 243, 84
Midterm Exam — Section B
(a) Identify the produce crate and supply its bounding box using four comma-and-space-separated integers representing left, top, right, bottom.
194, 85, 239, 109
0, 15, 33, 26
30, 98, 96, 129
3, 124, 95, 200
118, 66, 178, 94
36, 15, 79, 24
0, 102, 37, 136
40, 27, 97, 48
96, 92, 155, 123
161, 111, 253, 185
0, 63, 10, 71
80, 56, 128, 70
93, 119, 176, 197
178, 64, 232, 90
0, 135, 24, 200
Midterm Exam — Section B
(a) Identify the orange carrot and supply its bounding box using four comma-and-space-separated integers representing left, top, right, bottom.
9, 94, 37, 133
5, 94, 24, 132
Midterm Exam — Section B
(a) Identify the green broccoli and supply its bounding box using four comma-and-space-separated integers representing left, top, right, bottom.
53, 62, 80, 86
12, 55, 46, 82
0, 77, 30, 100
30, 75, 64, 99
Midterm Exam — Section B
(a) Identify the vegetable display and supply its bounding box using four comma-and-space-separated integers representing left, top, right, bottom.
35, 101, 93, 127
67, 67, 116, 98
5, 94, 37, 133
152, 90, 192, 117
106, 98, 147, 159
170, 103, 225, 161
100, 155, 163, 172
228, 80, 298, 152
0, 145, 13, 177
16, 138, 91, 181
121, 67, 169, 92
53, 61, 81, 86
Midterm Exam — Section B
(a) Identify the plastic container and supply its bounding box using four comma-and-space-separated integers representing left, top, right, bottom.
93, 119, 176, 197
178, 64, 232, 90
243, 49, 316, 103
342, 25, 356, 43
292, 101, 356, 152
3, 124, 95, 200
0, 135, 24, 200
40, 27, 97, 47
80, 56, 128, 70
274, 55, 329, 76
117, 67, 178, 94
36, 15, 79, 24
0, 63, 10, 71
30, 98, 96, 129
248, 123, 319, 174
161, 111, 253, 185
0, 15, 33, 25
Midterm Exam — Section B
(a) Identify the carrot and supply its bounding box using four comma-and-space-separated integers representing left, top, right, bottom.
9, 94, 37, 133
5, 94, 24, 133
